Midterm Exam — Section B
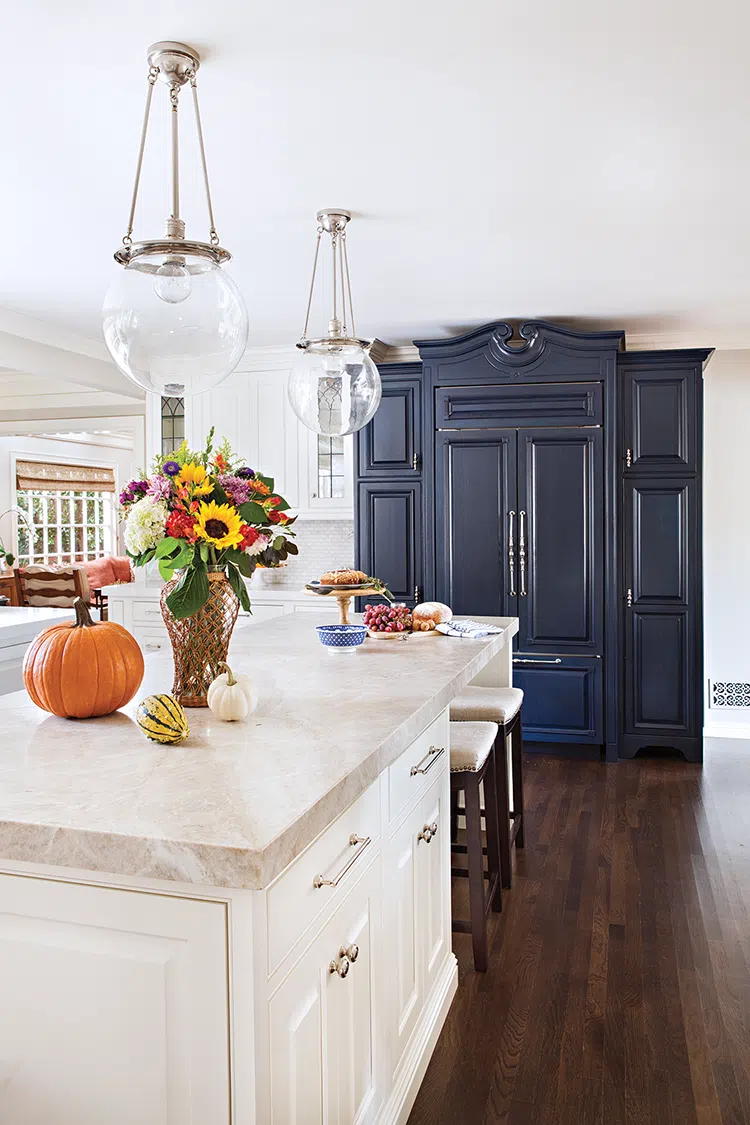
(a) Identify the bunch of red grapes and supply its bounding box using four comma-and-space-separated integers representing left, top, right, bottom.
363, 603, 413, 633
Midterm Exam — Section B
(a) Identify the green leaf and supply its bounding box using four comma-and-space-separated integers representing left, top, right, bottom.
236, 551, 252, 577
199, 542, 209, 563
275, 497, 291, 512
158, 558, 176, 582
239, 500, 267, 524
226, 562, 251, 611
285, 540, 299, 556
210, 482, 230, 507
257, 474, 274, 492
155, 536, 181, 560
273, 536, 285, 551
165, 560, 210, 619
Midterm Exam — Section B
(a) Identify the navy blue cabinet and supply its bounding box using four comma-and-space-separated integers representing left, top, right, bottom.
355, 326, 711, 761
619, 349, 708, 762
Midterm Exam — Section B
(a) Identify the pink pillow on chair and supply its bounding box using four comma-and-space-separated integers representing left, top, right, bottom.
82, 557, 116, 589
111, 556, 134, 584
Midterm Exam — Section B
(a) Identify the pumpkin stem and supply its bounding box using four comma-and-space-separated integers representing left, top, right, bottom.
218, 660, 236, 686
73, 597, 94, 629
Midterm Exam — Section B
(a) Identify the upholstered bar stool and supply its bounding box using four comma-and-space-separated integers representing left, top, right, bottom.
450, 687, 524, 889
449, 720, 503, 972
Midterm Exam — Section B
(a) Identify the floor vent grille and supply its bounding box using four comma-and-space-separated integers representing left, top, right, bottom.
710, 681, 750, 709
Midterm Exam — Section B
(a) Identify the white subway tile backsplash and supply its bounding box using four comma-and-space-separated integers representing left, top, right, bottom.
257, 520, 354, 589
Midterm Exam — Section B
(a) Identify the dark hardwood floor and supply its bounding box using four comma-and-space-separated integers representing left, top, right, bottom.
408, 742, 750, 1125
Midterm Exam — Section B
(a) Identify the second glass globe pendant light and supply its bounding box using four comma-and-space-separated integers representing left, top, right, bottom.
288, 210, 381, 436
102, 42, 248, 396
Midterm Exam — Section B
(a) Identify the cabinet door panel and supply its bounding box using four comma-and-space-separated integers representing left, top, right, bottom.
357, 483, 422, 604
269, 861, 380, 1125
384, 816, 421, 1076
517, 428, 603, 653
435, 430, 517, 615
624, 366, 696, 472
626, 611, 691, 732
628, 480, 692, 605
0, 876, 229, 1125
419, 780, 449, 1001
358, 378, 421, 474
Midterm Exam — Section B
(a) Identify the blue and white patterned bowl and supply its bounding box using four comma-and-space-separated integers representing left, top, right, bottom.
316, 624, 367, 653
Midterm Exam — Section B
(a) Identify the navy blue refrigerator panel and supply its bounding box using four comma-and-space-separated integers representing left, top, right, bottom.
435, 430, 517, 617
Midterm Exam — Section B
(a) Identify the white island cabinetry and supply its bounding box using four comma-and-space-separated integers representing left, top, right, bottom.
0, 614, 517, 1125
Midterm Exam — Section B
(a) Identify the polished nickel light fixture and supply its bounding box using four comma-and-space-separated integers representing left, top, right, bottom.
102, 42, 248, 397
288, 210, 381, 436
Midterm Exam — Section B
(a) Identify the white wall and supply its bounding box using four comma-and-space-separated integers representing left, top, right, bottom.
0, 434, 139, 558
703, 350, 750, 736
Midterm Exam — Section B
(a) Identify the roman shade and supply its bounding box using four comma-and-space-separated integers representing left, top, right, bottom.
16, 461, 116, 493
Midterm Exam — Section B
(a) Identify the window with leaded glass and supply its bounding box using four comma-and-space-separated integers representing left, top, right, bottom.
161, 396, 185, 456
317, 434, 346, 499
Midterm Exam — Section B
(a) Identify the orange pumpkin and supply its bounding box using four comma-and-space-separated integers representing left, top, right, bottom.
23, 598, 145, 719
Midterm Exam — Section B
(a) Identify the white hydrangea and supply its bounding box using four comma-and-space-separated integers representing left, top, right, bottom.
124, 497, 169, 556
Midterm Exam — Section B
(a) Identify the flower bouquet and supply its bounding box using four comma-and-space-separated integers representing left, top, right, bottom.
120, 428, 297, 704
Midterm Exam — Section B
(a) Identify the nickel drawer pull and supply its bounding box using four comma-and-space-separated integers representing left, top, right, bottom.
410, 745, 445, 777
513, 657, 563, 666
313, 834, 371, 889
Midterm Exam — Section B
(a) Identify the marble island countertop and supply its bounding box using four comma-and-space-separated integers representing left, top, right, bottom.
0, 613, 517, 890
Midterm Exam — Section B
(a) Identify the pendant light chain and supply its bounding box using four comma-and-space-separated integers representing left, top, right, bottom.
122, 65, 160, 246
190, 76, 220, 246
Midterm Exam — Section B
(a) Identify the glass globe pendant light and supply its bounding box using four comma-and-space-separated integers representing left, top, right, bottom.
288, 210, 381, 436
102, 42, 248, 396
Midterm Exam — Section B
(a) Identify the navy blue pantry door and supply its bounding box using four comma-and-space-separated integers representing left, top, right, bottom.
515, 428, 604, 655
435, 430, 517, 617
621, 476, 700, 759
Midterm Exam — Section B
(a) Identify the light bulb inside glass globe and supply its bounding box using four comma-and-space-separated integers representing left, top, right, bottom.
287, 342, 382, 436
102, 251, 249, 396
154, 259, 192, 304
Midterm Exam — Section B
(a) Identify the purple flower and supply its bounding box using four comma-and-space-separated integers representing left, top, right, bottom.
163, 461, 180, 477
236, 466, 255, 479
147, 475, 172, 501
218, 474, 252, 506
119, 489, 134, 505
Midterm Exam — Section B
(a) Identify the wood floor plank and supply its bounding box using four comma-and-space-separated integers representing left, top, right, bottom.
407, 746, 750, 1125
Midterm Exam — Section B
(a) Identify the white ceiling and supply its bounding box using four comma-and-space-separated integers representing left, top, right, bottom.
0, 0, 748, 356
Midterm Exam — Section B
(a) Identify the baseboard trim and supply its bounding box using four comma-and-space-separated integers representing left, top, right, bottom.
376, 952, 458, 1125
704, 723, 750, 740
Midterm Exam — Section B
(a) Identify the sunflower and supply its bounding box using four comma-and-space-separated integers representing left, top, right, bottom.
177, 462, 213, 496
194, 500, 245, 550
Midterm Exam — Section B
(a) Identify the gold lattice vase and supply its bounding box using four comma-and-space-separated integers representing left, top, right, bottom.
160, 569, 240, 707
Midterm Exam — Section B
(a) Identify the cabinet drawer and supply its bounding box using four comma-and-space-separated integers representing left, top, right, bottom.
436, 382, 603, 428
266, 779, 381, 976
512, 655, 603, 743
387, 710, 449, 824
132, 598, 165, 625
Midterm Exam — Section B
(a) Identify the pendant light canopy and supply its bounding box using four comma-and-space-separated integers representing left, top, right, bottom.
102, 42, 248, 397
288, 210, 381, 436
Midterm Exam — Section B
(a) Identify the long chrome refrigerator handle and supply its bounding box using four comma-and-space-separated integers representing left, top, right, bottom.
507, 510, 516, 596
519, 511, 527, 596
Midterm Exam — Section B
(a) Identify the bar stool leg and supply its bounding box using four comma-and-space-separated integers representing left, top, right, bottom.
482, 747, 503, 913
450, 788, 459, 843
495, 727, 513, 888
511, 714, 525, 849
464, 777, 489, 972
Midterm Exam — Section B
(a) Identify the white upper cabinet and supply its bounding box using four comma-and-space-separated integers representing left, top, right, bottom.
175, 349, 353, 519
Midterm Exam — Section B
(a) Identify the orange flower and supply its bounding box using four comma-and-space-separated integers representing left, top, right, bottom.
249, 479, 270, 496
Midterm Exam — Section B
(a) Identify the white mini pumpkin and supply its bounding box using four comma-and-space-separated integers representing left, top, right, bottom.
207, 662, 258, 722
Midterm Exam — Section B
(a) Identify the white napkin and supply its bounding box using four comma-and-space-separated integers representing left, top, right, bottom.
435, 619, 504, 638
